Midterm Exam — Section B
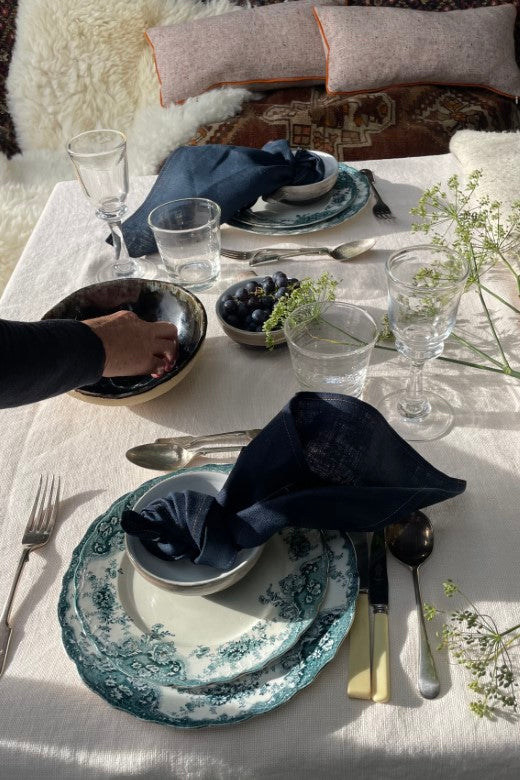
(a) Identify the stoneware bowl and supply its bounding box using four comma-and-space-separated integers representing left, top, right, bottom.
42, 279, 207, 406
269, 151, 339, 204
215, 277, 286, 348
126, 470, 264, 595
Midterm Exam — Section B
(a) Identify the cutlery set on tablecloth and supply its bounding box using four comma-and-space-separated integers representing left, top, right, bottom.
348, 517, 440, 704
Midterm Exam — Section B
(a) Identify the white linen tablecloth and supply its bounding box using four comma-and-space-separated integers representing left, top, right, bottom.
0, 153, 519, 779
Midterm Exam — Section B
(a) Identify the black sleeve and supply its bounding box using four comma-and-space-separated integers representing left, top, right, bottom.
0, 319, 106, 408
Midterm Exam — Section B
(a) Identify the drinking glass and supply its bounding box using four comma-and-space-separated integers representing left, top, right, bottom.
67, 129, 142, 281
378, 244, 469, 441
148, 199, 221, 291
283, 301, 378, 397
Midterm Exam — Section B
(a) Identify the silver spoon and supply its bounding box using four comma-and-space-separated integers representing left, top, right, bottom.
126, 430, 260, 471
250, 238, 376, 266
385, 511, 440, 699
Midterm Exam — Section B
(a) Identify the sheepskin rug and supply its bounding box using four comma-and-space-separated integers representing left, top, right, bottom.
0, 0, 253, 293
449, 130, 520, 215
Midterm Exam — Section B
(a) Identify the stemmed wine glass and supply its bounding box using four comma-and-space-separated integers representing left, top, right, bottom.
67, 129, 143, 281
378, 244, 469, 441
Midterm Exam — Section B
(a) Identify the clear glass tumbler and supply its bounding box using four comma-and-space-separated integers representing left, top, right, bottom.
283, 301, 379, 397
378, 244, 469, 441
67, 129, 142, 281
148, 198, 221, 291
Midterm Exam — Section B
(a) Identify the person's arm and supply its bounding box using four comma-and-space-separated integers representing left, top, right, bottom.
0, 312, 178, 408
0, 318, 105, 408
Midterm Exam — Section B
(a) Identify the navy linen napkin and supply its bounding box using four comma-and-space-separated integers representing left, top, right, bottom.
109, 141, 325, 257
121, 393, 466, 570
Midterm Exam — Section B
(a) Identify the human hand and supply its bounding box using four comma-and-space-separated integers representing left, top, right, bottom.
84, 310, 178, 377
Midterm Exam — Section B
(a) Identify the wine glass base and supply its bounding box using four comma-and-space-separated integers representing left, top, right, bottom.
94, 256, 161, 283
378, 390, 455, 442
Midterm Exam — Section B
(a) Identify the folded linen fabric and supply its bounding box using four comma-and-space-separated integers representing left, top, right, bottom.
110, 141, 325, 257
121, 393, 466, 569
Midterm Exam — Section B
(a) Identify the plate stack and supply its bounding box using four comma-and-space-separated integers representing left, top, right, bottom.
58, 465, 359, 727
228, 164, 370, 236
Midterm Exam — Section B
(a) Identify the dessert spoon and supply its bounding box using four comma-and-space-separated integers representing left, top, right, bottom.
385, 510, 441, 699
126, 430, 260, 471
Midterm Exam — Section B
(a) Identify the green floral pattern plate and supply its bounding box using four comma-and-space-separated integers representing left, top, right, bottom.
59, 503, 358, 727
73, 467, 329, 687
235, 168, 354, 228
228, 164, 370, 235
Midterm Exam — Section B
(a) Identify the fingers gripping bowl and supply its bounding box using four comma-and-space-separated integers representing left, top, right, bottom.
42, 279, 207, 406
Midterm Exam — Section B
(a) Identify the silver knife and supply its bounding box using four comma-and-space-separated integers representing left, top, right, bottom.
369, 529, 390, 703
347, 532, 372, 699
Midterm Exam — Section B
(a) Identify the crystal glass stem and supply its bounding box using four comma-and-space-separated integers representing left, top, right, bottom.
398, 358, 430, 419
108, 220, 139, 277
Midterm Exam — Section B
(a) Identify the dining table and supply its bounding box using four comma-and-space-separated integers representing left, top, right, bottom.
0, 151, 519, 779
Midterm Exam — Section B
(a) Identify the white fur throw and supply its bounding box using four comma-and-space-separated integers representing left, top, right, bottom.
449, 130, 520, 214
0, 0, 253, 293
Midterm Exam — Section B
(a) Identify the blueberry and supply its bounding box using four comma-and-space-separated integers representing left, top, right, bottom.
257, 295, 271, 310
247, 322, 258, 332
245, 281, 259, 294
275, 286, 288, 300
288, 278, 300, 289
221, 293, 234, 303
235, 286, 248, 302
261, 277, 275, 294
273, 272, 288, 288
222, 298, 237, 314
236, 302, 248, 319
225, 314, 240, 327
252, 309, 268, 324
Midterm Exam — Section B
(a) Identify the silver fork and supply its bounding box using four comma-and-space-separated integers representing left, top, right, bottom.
221, 247, 295, 262
0, 475, 61, 677
359, 169, 395, 220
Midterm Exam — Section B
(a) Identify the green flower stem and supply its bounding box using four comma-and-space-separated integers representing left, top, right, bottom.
478, 284, 520, 315
449, 333, 504, 368
469, 250, 512, 370
375, 343, 520, 378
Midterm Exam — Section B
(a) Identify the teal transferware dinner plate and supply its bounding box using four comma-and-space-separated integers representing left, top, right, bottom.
58, 481, 358, 728
73, 467, 329, 688
235, 168, 354, 229
228, 164, 370, 235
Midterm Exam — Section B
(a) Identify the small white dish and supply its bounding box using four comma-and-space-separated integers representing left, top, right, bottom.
127, 470, 263, 595
269, 151, 339, 204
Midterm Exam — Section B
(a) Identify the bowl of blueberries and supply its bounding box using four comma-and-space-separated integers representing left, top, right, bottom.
216, 271, 300, 348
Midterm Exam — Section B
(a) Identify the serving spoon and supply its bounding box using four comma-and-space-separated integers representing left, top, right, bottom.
126, 429, 261, 471
385, 511, 441, 699
222, 238, 376, 265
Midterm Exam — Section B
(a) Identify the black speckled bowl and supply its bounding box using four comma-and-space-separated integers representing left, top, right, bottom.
42, 279, 207, 406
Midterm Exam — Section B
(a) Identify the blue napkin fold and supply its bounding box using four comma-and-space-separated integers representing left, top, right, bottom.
108, 141, 325, 257
121, 393, 466, 570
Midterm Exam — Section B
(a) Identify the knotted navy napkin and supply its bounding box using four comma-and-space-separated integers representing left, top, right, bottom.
109, 140, 325, 257
121, 393, 466, 570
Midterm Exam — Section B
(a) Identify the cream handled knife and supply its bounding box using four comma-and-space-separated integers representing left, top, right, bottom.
369, 529, 390, 703
347, 532, 372, 699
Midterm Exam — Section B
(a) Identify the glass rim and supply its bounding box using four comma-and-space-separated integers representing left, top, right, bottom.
385, 244, 469, 291
148, 198, 221, 233
67, 129, 127, 157
283, 300, 379, 358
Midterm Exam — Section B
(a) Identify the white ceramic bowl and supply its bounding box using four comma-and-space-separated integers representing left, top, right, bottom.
215, 277, 286, 349
269, 151, 339, 203
126, 470, 264, 595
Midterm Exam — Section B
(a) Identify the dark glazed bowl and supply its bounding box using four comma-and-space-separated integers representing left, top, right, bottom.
42, 279, 207, 406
